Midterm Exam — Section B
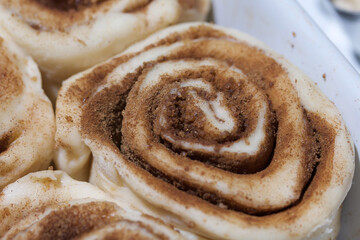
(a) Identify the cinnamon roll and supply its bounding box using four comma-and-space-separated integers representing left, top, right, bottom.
0, 29, 54, 190
0, 0, 210, 101
0, 170, 185, 240
55, 23, 355, 239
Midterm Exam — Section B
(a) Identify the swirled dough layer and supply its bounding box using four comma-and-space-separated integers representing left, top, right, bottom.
55, 22, 355, 240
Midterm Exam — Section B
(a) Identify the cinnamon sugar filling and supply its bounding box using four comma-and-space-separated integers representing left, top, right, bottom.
0, 41, 24, 103
123, 0, 153, 13
77, 220, 170, 240
148, 71, 275, 173
1, 0, 114, 31
82, 85, 328, 215
0, 134, 12, 155
33, 0, 108, 11
79, 25, 335, 216
0, 130, 21, 157
10, 202, 123, 239
81, 80, 322, 215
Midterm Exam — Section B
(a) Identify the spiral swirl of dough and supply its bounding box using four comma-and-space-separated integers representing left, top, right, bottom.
55, 23, 354, 240
0, 170, 185, 240
0, 0, 210, 101
0, 29, 54, 190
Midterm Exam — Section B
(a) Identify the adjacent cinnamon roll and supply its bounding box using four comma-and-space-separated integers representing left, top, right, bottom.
0, 29, 54, 190
0, 170, 185, 240
0, 0, 210, 101
55, 23, 355, 239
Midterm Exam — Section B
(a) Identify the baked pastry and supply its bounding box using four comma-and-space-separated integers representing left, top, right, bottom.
0, 170, 185, 239
332, 0, 360, 12
0, 29, 55, 190
55, 22, 355, 239
0, 0, 210, 101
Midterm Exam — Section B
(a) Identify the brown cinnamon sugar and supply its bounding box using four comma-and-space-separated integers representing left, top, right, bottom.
118, 143, 276, 215
15, 202, 123, 240
80, 82, 135, 150
123, 0, 152, 13
71, 26, 233, 102
77, 220, 170, 240
0, 40, 23, 105
0, 128, 22, 176
118, 112, 334, 222
178, 0, 197, 8
33, 0, 107, 11
77, 24, 340, 222
144, 67, 275, 173
1, 0, 113, 31
0, 133, 11, 154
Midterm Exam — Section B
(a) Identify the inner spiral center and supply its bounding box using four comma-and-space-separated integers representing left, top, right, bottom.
156, 79, 238, 143
130, 61, 276, 174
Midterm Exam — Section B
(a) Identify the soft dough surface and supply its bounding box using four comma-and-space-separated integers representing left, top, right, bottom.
0, 28, 55, 190
0, 0, 210, 101
55, 22, 355, 240
0, 170, 185, 240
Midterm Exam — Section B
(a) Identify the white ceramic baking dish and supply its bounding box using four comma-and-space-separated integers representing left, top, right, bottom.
212, 1, 360, 239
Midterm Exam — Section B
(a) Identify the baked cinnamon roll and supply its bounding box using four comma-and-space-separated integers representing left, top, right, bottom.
55, 23, 355, 239
0, 170, 185, 240
0, 29, 54, 190
0, 0, 210, 101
